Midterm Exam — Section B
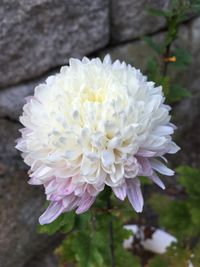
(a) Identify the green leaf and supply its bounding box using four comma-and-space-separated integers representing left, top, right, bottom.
148, 256, 169, 267
159, 76, 170, 96
140, 176, 153, 185
167, 84, 191, 102
143, 37, 163, 54
146, 57, 159, 80
74, 211, 92, 229
74, 231, 104, 267
38, 211, 75, 235
149, 243, 192, 267
176, 166, 200, 197
150, 166, 200, 239
148, 8, 172, 18
190, 0, 200, 12
173, 47, 192, 69
149, 194, 192, 238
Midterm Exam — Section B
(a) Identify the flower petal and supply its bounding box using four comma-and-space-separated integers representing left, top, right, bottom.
76, 194, 96, 214
137, 156, 153, 176
127, 178, 143, 212
149, 172, 165, 189
150, 159, 174, 176
39, 202, 64, 225
101, 150, 115, 167
112, 184, 127, 201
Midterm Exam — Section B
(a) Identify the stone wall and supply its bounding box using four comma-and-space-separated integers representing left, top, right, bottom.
0, 1, 199, 267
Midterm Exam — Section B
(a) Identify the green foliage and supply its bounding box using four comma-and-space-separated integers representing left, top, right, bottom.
189, 0, 200, 12
167, 84, 191, 102
148, 166, 200, 267
192, 242, 200, 266
144, 0, 197, 103
148, 8, 172, 18
150, 194, 192, 238
176, 166, 200, 197
149, 166, 200, 266
148, 244, 191, 267
146, 57, 171, 96
57, 209, 140, 267
38, 211, 75, 235
38, 189, 140, 267
173, 48, 192, 69
146, 55, 191, 102
148, 0, 200, 23
143, 37, 164, 54
150, 166, 200, 239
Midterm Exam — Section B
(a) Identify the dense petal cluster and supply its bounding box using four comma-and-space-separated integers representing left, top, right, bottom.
16, 55, 179, 224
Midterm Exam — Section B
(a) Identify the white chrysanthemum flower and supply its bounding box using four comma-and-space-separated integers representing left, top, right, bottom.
16, 55, 180, 224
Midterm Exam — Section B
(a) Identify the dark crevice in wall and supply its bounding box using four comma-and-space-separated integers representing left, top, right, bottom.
90, 14, 198, 53
0, 115, 20, 125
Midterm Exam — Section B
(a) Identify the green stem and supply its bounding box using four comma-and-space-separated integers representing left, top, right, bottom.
107, 193, 116, 267
162, 43, 171, 77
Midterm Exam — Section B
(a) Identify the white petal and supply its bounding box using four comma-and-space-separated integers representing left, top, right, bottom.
39, 202, 64, 225
101, 150, 115, 167
149, 173, 165, 189
110, 164, 124, 183
103, 54, 112, 65
136, 150, 157, 157
168, 142, 180, 154
153, 125, 174, 135
150, 159, 174, 176
127, 178, 144, 212
112, 184, 127, 201
108, 137, 122, 149
76, 194, 96, 214
137, 156, 153, 176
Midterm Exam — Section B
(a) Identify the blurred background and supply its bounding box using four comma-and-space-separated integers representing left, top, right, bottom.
0, 1, 200, 267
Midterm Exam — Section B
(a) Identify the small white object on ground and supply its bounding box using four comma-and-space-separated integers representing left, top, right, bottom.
123, 224, 177, 254
188, 260, 194, 267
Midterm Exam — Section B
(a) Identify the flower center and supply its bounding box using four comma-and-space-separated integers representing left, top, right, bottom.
81, 87, 105, 103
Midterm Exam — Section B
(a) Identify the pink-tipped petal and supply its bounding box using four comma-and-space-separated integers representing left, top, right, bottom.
39, 202, 64, 225
76, 194, 96, 214
112, 184, 127, 201
127, 178, 144, 213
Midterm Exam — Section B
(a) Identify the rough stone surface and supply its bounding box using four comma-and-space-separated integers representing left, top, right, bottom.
0, 0, 109, 88
110, 0, 169, 43
0, 79, 61, 267
0, 72, 52, 120
24, 252, 59, 267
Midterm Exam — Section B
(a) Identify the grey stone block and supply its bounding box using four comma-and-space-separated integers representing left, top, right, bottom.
0, 0, 109, 88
